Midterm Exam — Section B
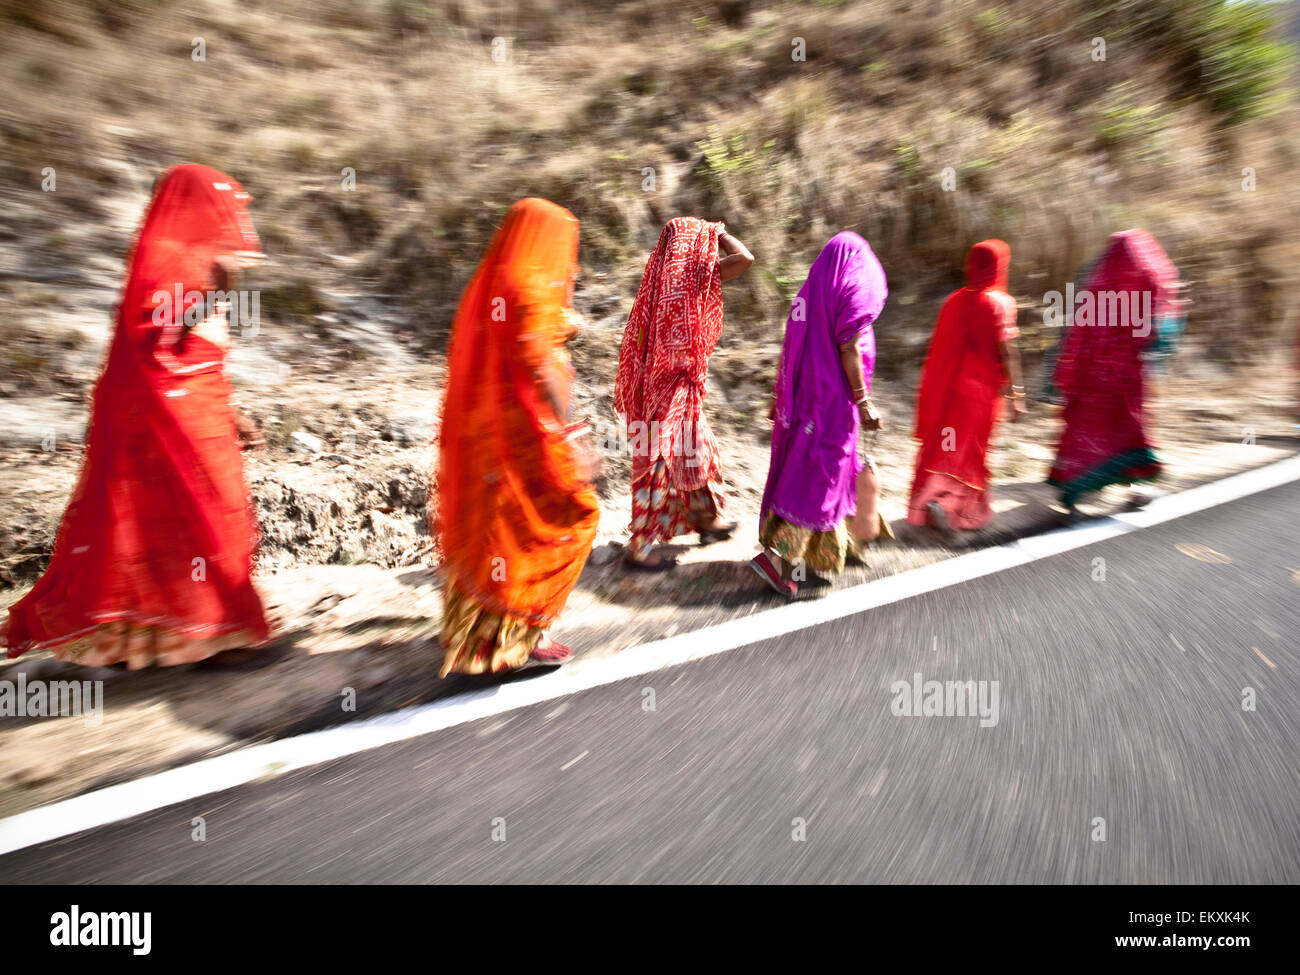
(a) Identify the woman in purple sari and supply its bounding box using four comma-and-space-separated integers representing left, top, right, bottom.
752, 232, 888, 597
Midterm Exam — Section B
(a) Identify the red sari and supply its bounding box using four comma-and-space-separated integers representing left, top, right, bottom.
1048, 229, 1177, 506
613, 218, 726, 555
907, 240, 1018, 530
3, 164, 270, 668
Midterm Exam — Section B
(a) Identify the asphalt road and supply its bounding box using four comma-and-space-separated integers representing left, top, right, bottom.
3, 479, 1297, 883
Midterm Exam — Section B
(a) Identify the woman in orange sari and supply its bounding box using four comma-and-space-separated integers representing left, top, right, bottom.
435, 198, 600, 676
3, 164, 271, 668
907, 239, 1026, 532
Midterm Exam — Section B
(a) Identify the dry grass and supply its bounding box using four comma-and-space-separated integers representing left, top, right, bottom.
0, 0, 1296, 381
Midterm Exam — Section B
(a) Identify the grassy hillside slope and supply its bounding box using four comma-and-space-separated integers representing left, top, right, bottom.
1, 0, 1295, 383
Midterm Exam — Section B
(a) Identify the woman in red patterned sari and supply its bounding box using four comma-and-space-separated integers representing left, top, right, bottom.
1048, 229, 1180, 510
613, 217, 753, 569
3, 164, 271, 668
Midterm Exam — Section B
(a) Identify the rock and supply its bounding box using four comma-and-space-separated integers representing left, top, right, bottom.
308, 593, 345, 616
384, 413, 433, 446
366, 509, 423, 566
290, 431, 323, 454
369, 509, 415, 541
9, 764, 58, 788
331, 542, 367, 565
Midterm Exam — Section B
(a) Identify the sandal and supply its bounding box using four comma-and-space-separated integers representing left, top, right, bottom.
926, 501, 953, 536
623, 551, 679, 571
526, 640, 574, 667
697, 521, 739, 544
750, 552, 797, 599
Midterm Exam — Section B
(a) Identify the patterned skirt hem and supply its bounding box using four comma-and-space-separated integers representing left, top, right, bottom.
1048, 447, 1161, 506
9, 619, 269, 670
759, 512, 855, 576
627, 459, 725, 555
439, 583, 547, 677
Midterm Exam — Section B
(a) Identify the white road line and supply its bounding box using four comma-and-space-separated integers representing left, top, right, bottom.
2, 453, 1298, 858
560, 750, 589, 771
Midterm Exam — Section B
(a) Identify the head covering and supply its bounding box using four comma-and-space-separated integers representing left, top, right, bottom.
761, 232, 888, 530
613, 216, 725, 491
964, 238, 1010, 291
5, 164, 269, 660
912, 238, 1017, 442
436, 198, 598, 629
1082, 227, 1178, 321
116, 165, 260, 370
1054, 228, 1178, 398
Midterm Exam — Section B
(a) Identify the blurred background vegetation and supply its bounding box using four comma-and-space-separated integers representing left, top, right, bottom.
0, 0, 1296, 381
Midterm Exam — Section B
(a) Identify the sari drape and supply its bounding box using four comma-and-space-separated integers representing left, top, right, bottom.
613, 216, 725, 489
906, 239, 1018, 531
613, 217, 726, 552
761, 231, 887, 532
4, 164, 269, 667
436, 198, 598, 675
1048, 228, 1177, 506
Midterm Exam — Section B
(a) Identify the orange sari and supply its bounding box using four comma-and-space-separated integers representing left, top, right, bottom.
435, 198, 599, 676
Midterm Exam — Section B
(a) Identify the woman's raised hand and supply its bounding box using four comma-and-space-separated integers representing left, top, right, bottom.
717, 232, 755, 282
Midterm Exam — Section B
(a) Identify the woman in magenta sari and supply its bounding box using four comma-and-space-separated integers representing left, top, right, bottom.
1048, 229, 1180, 510
752, 232, 888, 597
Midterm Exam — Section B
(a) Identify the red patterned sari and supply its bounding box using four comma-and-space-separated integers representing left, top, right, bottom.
3, 165, 270, 668
613, 218, 726, 555
1048, 229, 1178, 506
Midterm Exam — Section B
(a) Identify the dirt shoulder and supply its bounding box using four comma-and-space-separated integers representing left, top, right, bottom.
0, 357, 1296, 818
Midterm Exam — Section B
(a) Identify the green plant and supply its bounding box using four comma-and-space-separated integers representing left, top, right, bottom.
1201, 1, 1295, 126
1080, 0, 1295, 127
1095, 94, 1170, 158
694, 125, 778, 210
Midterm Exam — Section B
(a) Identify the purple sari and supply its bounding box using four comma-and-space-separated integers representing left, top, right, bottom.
760, 232, 887, 531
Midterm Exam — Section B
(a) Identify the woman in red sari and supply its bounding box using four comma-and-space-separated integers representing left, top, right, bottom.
907, 239, 1025, 532
613, 217, 753, 569
436, 198, 600, 675
1048, 229, 1179, 510
3, 164, 271, 668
